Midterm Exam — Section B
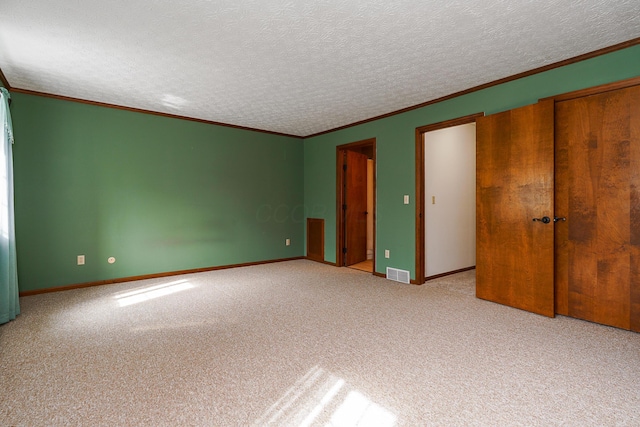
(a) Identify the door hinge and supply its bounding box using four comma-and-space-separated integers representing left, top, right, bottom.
343, 163, 347, 171
343, 204, 347, 210
343, 247, 347, 254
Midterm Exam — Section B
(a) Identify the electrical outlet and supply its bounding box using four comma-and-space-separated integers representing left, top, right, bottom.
77, 255, 85, 265
286, 238, 291, 246
384, 250, 390, 259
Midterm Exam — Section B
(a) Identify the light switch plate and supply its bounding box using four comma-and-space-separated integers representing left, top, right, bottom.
404, 195, 409, 204
77, 255, 85, 265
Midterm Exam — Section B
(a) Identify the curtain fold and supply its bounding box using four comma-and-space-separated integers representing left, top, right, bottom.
0, 87, 19, 324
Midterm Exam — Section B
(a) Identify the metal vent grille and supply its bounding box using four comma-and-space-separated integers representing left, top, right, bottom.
386, 267, 410, 284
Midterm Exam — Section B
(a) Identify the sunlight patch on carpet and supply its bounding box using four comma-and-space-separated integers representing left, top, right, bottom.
114, 279, 195, 307
254, 366, 397, 427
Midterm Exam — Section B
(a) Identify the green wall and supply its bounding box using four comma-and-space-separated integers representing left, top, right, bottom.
12, 94, 304, 292
304, 45, 640, 279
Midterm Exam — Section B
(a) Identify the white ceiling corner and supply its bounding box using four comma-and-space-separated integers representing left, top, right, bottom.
0, 0, 639, 137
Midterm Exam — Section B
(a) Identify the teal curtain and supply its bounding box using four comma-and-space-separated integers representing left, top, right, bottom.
0, 87, 19, 324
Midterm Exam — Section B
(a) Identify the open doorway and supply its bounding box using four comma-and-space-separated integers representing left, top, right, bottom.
415, 114, 482, 284
424, 122, 476, 277
336, 138, 376, 273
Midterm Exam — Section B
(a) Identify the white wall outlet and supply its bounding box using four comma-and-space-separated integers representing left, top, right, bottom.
384, 249, 390, 259
77, 255, 85, 265
107, 257, 116, 264
404, 195, 409, 204
286, 238, 291, 246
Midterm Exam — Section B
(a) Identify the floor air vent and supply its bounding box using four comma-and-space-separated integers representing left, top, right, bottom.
386, 267, 410, 284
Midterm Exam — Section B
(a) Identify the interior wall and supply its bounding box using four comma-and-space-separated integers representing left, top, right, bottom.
424, 123, 475, 277
303, 44, 640, 280
11, 93, 304, 292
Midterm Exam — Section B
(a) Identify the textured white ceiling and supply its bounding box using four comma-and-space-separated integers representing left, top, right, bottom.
1, 0, 639, 137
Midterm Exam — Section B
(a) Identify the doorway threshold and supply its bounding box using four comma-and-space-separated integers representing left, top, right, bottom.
348, 259, 373, 273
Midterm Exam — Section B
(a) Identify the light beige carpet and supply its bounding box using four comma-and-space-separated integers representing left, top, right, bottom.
1, 260, 639, 426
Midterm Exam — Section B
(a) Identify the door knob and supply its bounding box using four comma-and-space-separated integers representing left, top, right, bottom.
554, 216, 566, 222
532, 216, 551, 224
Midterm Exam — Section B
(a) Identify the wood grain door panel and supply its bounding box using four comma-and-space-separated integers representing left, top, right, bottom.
345, 150, 368, 266
307, 218, 324, 262
555, 85, 640, 331
632, 88, 640, 332
476, 100, 555, 317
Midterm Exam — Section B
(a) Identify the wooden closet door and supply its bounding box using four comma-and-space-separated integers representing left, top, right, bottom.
555, 85, 640, 331
344, 150, 368, 266
476, 100, 555, 317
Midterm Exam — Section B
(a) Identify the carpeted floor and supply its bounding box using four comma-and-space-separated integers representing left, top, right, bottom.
1, 260, 639, 426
